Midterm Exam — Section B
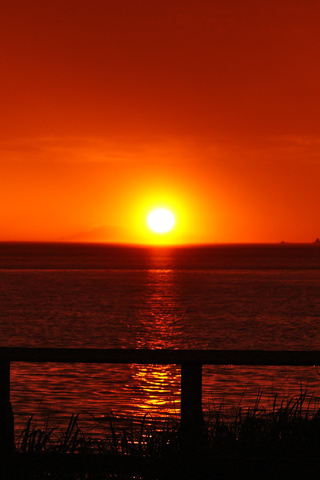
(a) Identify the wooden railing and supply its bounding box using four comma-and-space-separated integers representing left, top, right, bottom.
1, 347, 320, 454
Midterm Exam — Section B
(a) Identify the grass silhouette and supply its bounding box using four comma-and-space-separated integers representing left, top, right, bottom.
7, 387, 320, 479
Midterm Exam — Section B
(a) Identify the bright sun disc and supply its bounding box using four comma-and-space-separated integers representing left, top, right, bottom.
147, 208, 175, 233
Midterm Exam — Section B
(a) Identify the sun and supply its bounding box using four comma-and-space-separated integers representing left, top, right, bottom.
147, 208, 175, 234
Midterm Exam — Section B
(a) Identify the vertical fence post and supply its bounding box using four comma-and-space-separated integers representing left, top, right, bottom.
180, 362, 204, 443
0, 359, 14, 455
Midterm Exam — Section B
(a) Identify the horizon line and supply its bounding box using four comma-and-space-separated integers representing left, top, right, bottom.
0, 239, 319, 247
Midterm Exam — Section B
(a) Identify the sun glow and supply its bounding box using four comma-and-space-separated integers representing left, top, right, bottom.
147, 208, 175, 234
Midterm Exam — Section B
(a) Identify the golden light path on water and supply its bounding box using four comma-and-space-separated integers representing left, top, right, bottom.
126, 268, 181, 416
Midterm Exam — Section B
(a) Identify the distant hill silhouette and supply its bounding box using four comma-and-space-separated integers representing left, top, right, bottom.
59, 225, 128, 243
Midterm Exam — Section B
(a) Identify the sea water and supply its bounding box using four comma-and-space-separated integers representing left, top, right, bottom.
1, 242, 320, 434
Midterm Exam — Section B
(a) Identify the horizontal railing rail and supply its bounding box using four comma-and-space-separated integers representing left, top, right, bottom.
2, 347, 320, 365
1, 347, 320, 457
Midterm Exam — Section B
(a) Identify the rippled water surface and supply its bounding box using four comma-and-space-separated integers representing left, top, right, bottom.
1, 243, 320, 433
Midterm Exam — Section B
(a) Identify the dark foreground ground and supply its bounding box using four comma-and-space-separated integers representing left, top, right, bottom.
3, 451, 320, 480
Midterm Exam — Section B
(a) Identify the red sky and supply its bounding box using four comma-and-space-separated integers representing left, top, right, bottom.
1, 0, 320, 244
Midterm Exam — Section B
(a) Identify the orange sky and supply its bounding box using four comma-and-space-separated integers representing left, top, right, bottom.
1, 0, 320, 244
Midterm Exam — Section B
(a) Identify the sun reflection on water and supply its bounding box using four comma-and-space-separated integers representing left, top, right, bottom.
135, 268, 185, 349
126, 267, 183, 417
127, 364, 180, 418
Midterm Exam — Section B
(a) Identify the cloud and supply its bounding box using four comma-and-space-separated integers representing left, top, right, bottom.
0, 137, 139, 164
0, 135, 197, 165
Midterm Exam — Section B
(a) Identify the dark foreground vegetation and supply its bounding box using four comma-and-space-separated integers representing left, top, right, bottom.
4, 389, 320, 479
